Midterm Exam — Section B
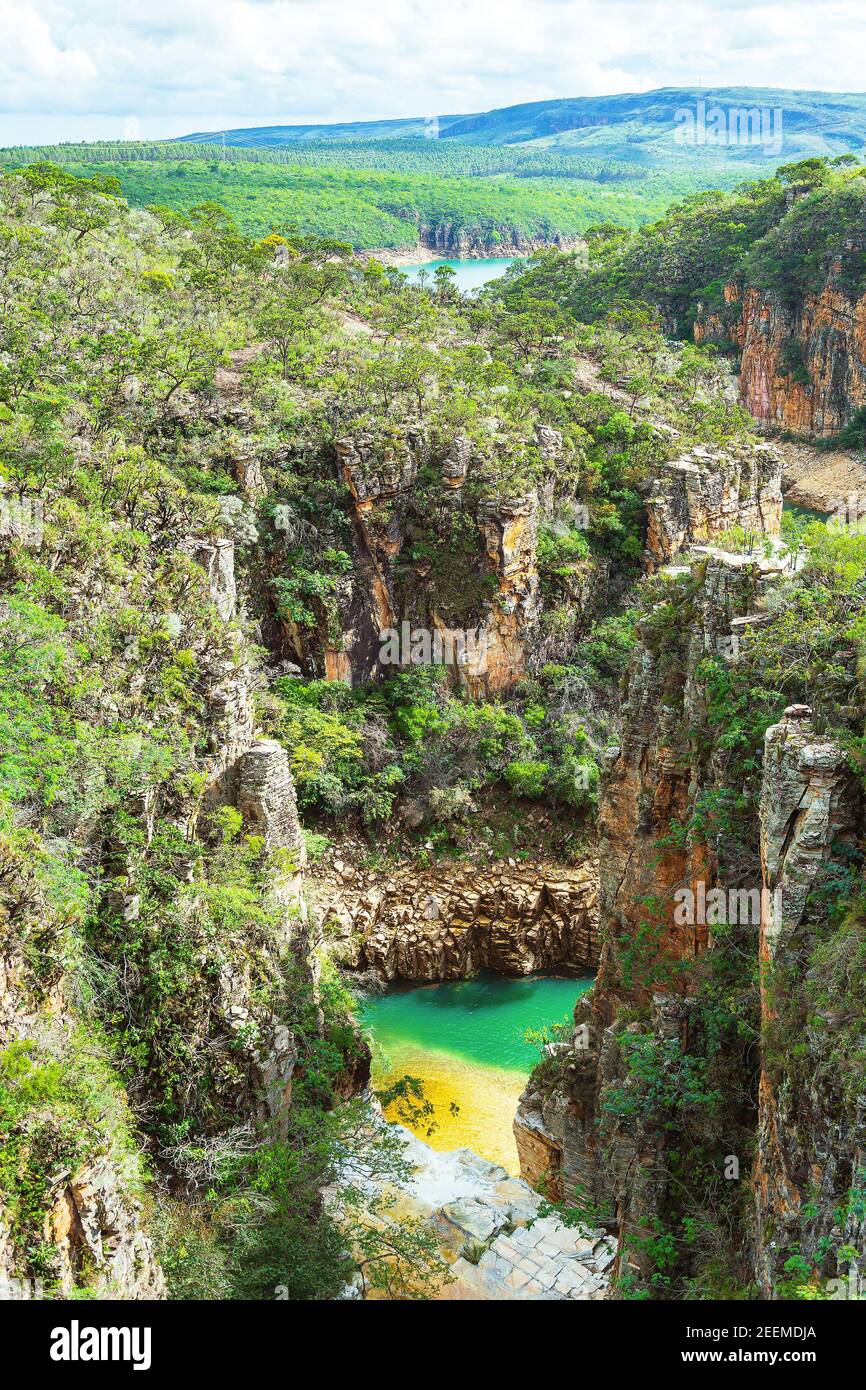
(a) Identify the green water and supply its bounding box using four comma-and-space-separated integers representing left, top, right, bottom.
361, 972, 591, 1070
360, 972, 593, 1170
401, 257, 517, 293
783, 500, 833, 525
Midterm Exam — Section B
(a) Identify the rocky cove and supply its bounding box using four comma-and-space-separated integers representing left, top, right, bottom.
366, 229, 588, 266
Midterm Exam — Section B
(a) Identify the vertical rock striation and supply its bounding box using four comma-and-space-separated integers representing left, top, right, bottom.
754, 705, 863, 1296
695, 273, 866, 437
642, 440, 783, 569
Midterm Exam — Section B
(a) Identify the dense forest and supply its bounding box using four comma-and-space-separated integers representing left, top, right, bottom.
0, 141, 760, 249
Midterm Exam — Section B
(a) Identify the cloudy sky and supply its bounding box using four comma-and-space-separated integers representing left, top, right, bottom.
0, 0, 863, 144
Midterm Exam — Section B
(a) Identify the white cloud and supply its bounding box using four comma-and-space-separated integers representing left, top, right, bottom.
0, 0, 863, 143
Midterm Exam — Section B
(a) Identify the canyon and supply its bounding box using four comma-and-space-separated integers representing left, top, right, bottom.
513, 552, 866, 1298
2, 162, 863, 1306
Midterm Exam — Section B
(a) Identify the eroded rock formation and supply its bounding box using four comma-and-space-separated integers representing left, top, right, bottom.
514, 543, 866, 1299
325, 859, 598, 981
286, 427, 546, 694
696, 274, 866, 437
643, 440, 783, 569
754, 706, 864, 1297
328, 1124, 616, 1301
41, 1160, 166, 1300
237, 739, 307, 860
513, 549, 788, 1274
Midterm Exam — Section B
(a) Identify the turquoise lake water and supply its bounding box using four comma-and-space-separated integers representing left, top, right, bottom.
783, 500, 833, 525
361, 972, 592, 1071
360, 972, 594, 1170
400, 257, 517, 293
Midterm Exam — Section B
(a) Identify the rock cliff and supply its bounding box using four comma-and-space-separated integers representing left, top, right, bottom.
696, 276, 866, 437
754, 706, 864, 1297
642, 440, 783, 569
0, 909, 165, 1299
283, 426, 547, 694
325, 858, 598, 981
512, 547, 796, 1285
369, 229, 588, 263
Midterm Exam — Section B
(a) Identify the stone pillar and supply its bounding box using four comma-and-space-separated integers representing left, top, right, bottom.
237, 740, 306, 863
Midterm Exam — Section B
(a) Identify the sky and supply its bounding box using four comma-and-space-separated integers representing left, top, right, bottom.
0, 0, 864, 145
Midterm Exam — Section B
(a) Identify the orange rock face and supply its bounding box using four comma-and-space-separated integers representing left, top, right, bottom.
704, 279, 866, 436
752, 707, 863, 1296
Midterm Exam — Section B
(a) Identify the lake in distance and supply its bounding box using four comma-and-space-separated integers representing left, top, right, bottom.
400, 257, 517, 293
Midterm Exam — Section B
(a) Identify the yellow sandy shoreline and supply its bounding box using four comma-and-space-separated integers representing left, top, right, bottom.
372, 1040, 530, 1173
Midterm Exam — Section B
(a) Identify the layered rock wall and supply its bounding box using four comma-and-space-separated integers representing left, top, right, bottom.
326, 859, 598, 981
513, 550, 789, 1270
754, 706, 864, 1297
696, 277, 866, 437
292, 428, 546, 694
643, 440, 783, 569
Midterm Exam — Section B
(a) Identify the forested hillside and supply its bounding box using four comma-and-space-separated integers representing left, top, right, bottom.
0, 141, 751, 250
7, 85, 866, 255
504, 155, 865, 325
505, 154, 866, 436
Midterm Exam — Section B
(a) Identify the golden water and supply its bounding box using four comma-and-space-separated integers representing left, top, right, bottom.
361, 973, 593, 1173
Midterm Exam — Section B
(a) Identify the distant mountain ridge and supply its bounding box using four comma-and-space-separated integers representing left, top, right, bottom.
180, 86, 866, 162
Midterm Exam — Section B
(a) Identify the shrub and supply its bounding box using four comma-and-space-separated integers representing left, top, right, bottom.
505, 759, 549, 798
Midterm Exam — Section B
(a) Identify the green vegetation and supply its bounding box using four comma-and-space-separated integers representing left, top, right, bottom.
261, 665, 607, 831
0, 140, 765, 251
2, 147, 861, 1305
505, 156, 866, 333
581, 517, 866, 1300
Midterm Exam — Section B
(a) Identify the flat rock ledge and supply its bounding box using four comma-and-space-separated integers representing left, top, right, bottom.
333, 1126, 615, 1300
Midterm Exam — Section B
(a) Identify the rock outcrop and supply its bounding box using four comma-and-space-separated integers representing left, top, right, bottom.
599, 549, 785, 965
514, 548, 866, 1299
473, 494, 539, 694
189, 537, 237, 621
237, 740, 307, 861
282, 427, 547, 694
367, 231, 588, 263
329, 1125, 616, 1300
642, 440, 783, 569
41, 1159, 166, 1300
512, 549, 788, 1276
754, 706, 864, 1297
696, 276, 866, 437
325, 859, 599, 981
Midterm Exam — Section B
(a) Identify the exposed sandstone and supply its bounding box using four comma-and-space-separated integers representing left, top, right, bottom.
697, 277, 866, 437
364, 232, 588, 264
292, 428, 547, 693
474, 494, 539, 695
237, 739, 307, 861
43, 1159, 166, 1300
642, 440, 783, 569
754, 706, 864, 1297
329, 1124, 615, 1300
325, 858, 598, 981
514, 550, 788, 1259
